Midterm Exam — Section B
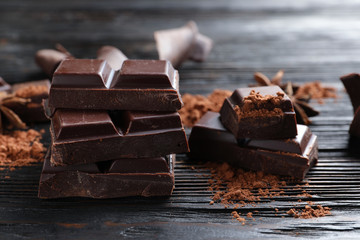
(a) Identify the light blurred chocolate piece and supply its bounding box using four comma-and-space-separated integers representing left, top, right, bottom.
96, 46, 128, 70
155, 21, 213, 68
188, 33, 213, 62
35, 49, 71, 77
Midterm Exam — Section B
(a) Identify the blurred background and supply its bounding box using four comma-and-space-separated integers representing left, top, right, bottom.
0, 0, 360, 93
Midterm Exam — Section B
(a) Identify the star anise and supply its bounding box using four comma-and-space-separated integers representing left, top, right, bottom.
0, 91, 29, 133
252, 70, 319, 125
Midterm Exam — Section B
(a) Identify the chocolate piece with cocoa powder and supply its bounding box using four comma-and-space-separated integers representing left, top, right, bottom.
220, 86, 297, 140
188, 112, 318, 179
48, 59, 183, 111
38, 151, 175, 199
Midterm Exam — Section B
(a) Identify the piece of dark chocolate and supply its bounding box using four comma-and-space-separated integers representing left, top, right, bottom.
154, 21, 213, 68
48, 59, 182, 111
341, 73, 360, 113
188, 112, 318, 179
49, 109, 189, 166
38, 151, 175, 199
220, 86, 297, 139
350, 107, 360, 138
3, 79, 50, 122
35, 49, 72, 77
96, 45, 128, 71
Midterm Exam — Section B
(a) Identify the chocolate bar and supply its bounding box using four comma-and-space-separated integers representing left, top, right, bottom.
341, 73, 360, 113
50, 109, 189, 166
188, 112, 318, 179
220, 86, 297, 139
38, 151, 175, 199
350, 107, 360, 137
48, 59, 183, 111
4, 80, 50, 122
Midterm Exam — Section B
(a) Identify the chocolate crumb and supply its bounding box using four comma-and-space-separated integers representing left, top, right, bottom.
287, 205, 331, 219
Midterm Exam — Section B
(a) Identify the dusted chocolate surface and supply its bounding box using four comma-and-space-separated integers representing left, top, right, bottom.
49, 109, 189, 166
49, 59, 182, 111
220, 86, 297, 139
188, 112, 318, 179
38, 151, 175, 199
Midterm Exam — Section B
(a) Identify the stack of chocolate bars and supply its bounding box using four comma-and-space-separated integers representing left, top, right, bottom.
38, 59, 189, 199
189, 86, 318, 179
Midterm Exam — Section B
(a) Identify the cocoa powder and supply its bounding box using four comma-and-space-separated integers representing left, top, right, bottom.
295, 81, 337, 103
0, 129, 46, 171
178, 89, 232, 127
15, 85, 49, 98
235, 90, 285, 120
287, 205, 331, 219
202, 162, 331, 222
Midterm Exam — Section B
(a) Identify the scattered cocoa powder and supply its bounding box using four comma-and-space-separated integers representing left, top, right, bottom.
206, 162, 285, 206
178, 89, 232, 127
0, 129, 46, 171
287, 205, 331, 219
200, 162, 331, 222
295, 81, 337, 104
232, 211, 246, 224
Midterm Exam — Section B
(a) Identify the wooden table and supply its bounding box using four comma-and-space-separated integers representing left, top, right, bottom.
1, 1, 360, 239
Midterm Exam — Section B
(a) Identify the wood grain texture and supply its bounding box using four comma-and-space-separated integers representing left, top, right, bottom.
0, 0, 360, 239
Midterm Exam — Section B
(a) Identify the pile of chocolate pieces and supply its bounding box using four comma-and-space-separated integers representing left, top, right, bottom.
38, 56, 189, 198
189, 86, 319, 180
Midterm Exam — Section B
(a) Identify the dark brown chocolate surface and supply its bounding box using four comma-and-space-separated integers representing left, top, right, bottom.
38, 151, 175, 199
220, 86, 297, 139
350, 107, 360, 138
341, 73, 360, 113
188, 112, 318, 179
49, 59, 182, 111
50, 109, 189, 166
